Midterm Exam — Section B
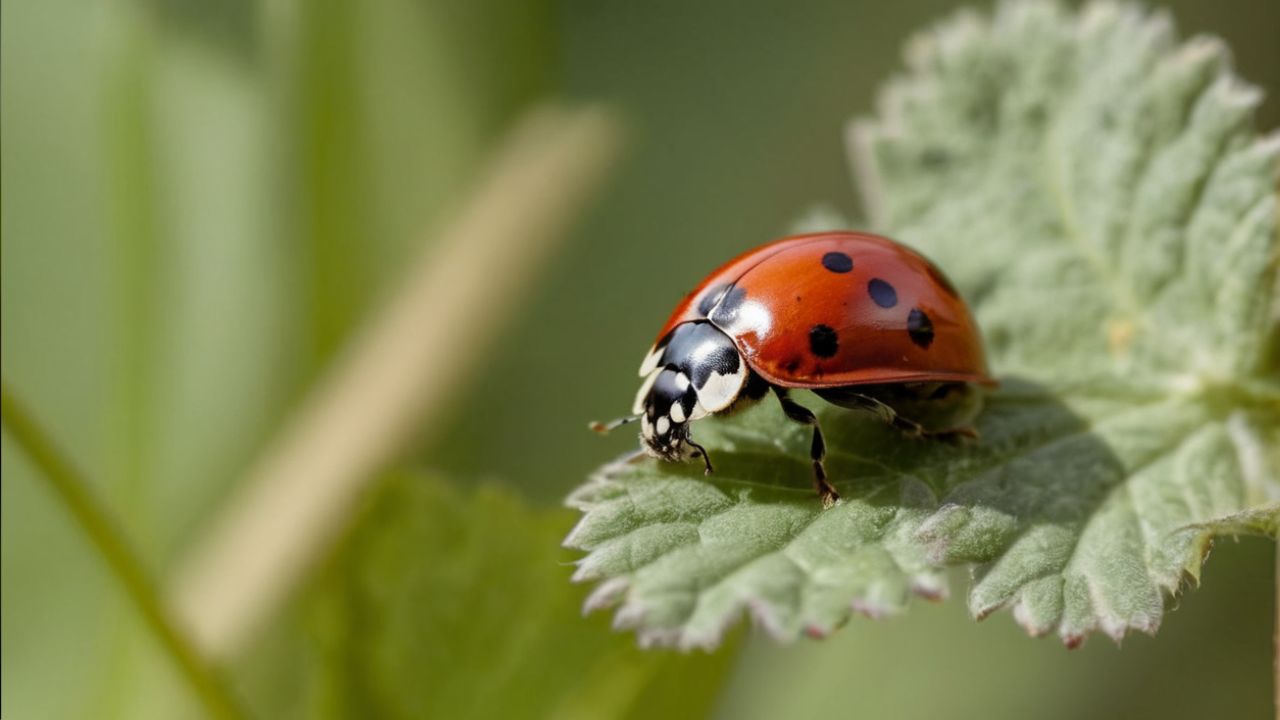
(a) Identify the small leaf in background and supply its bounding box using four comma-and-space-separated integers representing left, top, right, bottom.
243, 473, 737, 720
566, 0, 1279, 649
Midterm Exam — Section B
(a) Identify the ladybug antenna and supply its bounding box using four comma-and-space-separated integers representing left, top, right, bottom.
589, 415, 641, 435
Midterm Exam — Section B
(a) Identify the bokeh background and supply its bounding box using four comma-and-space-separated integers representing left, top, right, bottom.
3, 0, 1277, 718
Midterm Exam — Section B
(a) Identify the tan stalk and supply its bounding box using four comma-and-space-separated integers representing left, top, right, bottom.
171, 105, 622, 659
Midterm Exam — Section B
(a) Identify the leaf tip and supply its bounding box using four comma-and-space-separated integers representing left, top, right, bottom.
1099, 618, 1130, 644
845, 118, 889, 227
1011, 601, 1053, 638
561, 520, 589, 550
1176, 33, 1228, 70
1209, 73, 1265, 113
850, 597, 896, 621
1061, 632, 1086, 650
581, 577, 630, 615
612, 601, 646, 631
910, 575, 949, 602
804, 624, 832, 640
971, 602, 1001, 622
747, 598, 790, 640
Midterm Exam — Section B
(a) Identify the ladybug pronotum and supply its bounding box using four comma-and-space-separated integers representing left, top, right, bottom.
594, 231, 993, 507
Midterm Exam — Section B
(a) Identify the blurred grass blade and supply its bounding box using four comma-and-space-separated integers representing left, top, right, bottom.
0, 381, 245, 720
172, 104, 623, 660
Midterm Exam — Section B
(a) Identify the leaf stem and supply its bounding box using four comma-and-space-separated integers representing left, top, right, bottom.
0, 380, 246, 720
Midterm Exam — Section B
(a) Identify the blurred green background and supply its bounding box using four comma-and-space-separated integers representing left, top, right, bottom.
3, 0, 1277, 718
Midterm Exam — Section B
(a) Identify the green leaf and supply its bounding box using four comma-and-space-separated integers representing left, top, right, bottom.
244, 473, 737, 719
1182, 504, 1280, 539
566, 0, 1279, 649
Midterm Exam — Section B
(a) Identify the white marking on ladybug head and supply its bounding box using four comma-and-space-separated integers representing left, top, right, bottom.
638, 343, 665, 377
656, 416, 670, 435
669, 403, 686, 423
674, 373, 690, 391
632, 368, 661, 415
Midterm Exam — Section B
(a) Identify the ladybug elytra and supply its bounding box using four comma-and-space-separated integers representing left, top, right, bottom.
594, 231, 993, 507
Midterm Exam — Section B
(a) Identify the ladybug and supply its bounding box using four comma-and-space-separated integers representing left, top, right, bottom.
593, 231, 993, 507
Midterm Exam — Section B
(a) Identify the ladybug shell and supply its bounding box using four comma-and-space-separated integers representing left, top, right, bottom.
653, 231, 991, 389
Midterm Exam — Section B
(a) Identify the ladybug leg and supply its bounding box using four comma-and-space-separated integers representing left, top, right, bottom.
845, 393, 928, 437
685, 438, 715, 475
843, 393, 976, 442
773, 388, 839, 507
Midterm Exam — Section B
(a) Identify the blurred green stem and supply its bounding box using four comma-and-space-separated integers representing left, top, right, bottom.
0, 380, 246, 720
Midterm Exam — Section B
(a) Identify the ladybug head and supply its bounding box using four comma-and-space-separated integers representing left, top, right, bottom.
638, 367, 699, 462
633, 321, 750, 466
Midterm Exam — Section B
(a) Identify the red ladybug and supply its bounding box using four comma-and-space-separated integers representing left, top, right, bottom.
594, 231, 993, 506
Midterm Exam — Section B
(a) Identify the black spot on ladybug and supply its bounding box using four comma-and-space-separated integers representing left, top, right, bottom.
821, 252, 853, 274
867, 278, 898, 308
908, 308, 934, 349
707, 285, 747, 326
809, 324, 839, 358
925, 262, 960, 298
697, 283, 730, 316
781, 356, 802, 374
